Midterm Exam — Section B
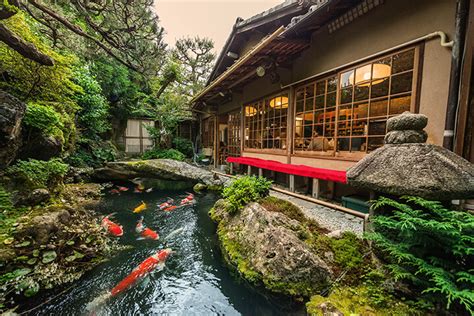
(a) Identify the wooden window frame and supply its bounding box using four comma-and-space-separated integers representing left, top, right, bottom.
227, 110, 242, 157
243, 91, 289, 154
292, 45, 421, 160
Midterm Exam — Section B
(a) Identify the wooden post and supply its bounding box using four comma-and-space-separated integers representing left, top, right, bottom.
229, 162, 233, 175
287, 86, 295, 164
247, 165, 251, 176
328, 181, 335, 199
289, 174, 295, 192
258, 168, 263, 177
312, 178, 320, 199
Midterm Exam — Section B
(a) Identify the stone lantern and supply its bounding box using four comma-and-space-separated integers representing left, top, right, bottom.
347, 112, 474, 201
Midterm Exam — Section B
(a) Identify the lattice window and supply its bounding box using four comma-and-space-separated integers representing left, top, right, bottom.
244, 93, 288, 150
227, 111, 241, 157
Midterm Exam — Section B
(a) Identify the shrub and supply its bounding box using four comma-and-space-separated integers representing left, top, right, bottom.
222, 176, 272, 213
6, 158, 69, 191
23, 102, 64, 142
172, 137, 193, 157
142, 148, 185, 161
366, 196, 474, 314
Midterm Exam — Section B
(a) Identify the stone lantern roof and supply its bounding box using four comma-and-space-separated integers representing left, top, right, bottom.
347, 112, 474, 200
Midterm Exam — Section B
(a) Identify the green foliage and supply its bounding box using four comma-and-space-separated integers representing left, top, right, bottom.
6, 158, 68, 191
0, 12, 81, 103
74, 65, 111, 140
0, 186, 13, 211
142, 148, 185, 161
23, 102, 64, 142
222, 176, 272, 213
366, 196, 474, 314
172, 137, 193, 157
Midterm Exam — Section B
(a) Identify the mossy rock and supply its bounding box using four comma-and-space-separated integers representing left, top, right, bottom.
212, 201, 333, 298
193, 183, 207, 192
306, 286, 424, 316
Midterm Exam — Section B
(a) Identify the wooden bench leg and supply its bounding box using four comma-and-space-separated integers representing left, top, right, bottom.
289, 174, 295, 192
229, 162, 233, 175
312, 178, 320, 199
247, 165, 251, 176
258, 168, 263, 177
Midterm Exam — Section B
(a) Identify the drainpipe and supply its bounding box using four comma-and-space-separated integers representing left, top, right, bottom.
444, 0, 469, 150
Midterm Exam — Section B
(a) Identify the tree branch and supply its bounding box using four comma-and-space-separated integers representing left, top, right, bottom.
27, 0, 139, 72
0, 23, 54, 65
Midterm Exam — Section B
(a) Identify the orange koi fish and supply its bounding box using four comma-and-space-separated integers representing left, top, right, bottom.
158, 198, 174, 211
164, 205, 177, 212
110, 249, 172, 296
101, 214, 123, 237
87, 249, 173, 312
133, 201, 147, 213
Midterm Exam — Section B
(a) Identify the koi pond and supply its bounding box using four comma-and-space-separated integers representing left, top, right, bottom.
24, 186, 304, 315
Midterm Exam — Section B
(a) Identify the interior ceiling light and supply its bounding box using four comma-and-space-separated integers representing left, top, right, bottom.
349, 63, 391, 87
269, 96, 289, 109
245, 106, 257, 117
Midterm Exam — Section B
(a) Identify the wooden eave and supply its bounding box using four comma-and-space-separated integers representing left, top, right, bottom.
192, 27, 309, 108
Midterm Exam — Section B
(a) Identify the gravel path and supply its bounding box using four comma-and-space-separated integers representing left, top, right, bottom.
270, 190, 364, 236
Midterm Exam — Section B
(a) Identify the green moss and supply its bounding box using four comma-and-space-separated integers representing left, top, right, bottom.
306, 285, 425, 316
217, 224, 261, 284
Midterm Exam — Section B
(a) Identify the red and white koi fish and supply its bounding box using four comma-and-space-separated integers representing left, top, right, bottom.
158, 198, 174, 211
101, 214, 123, 237
117, 186, 129, 192
87, 249, 173, 312
140, 228, 159, 240
135, 217, 159, 240
145, 188, 153, 193
180, 193, 195, 205
109, 189, 120, 195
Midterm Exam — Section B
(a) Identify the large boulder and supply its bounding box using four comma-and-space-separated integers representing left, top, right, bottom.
211, 200, 333, 297
93, 159, 230, 187
0, 91, 26, 168
19, 135, 62, 161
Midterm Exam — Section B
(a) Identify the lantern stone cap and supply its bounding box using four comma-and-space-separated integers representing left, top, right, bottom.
347, 112, 474, 200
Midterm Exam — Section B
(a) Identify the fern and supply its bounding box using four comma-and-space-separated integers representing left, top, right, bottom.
366, 196, 474, 314
0, 185, 13, 211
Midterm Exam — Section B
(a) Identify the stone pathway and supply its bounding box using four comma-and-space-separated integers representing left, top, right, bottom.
270, 190, 364, 236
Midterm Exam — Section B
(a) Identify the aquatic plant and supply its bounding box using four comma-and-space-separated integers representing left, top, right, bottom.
222, 176, 272, 213
366, 196, 474, 314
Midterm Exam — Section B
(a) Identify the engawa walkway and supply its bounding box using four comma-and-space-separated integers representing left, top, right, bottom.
270, 190, 364, 236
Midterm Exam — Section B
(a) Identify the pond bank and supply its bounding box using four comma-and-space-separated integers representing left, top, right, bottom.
0, 183, 122, 312
209, 192, 427, 315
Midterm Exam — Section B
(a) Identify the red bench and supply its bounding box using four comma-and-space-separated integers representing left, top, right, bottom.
226, 156, 347, 184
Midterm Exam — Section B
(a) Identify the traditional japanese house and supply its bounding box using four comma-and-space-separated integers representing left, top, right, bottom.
191, 0, 474, 204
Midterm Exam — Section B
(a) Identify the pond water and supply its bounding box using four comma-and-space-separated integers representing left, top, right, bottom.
26, 186, 304, 315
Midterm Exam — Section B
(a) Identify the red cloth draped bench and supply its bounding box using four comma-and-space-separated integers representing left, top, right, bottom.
226, 157, 347, 184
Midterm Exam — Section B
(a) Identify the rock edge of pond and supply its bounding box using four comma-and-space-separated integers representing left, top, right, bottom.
0, 183, 125, 313
93, 159, 231, 191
